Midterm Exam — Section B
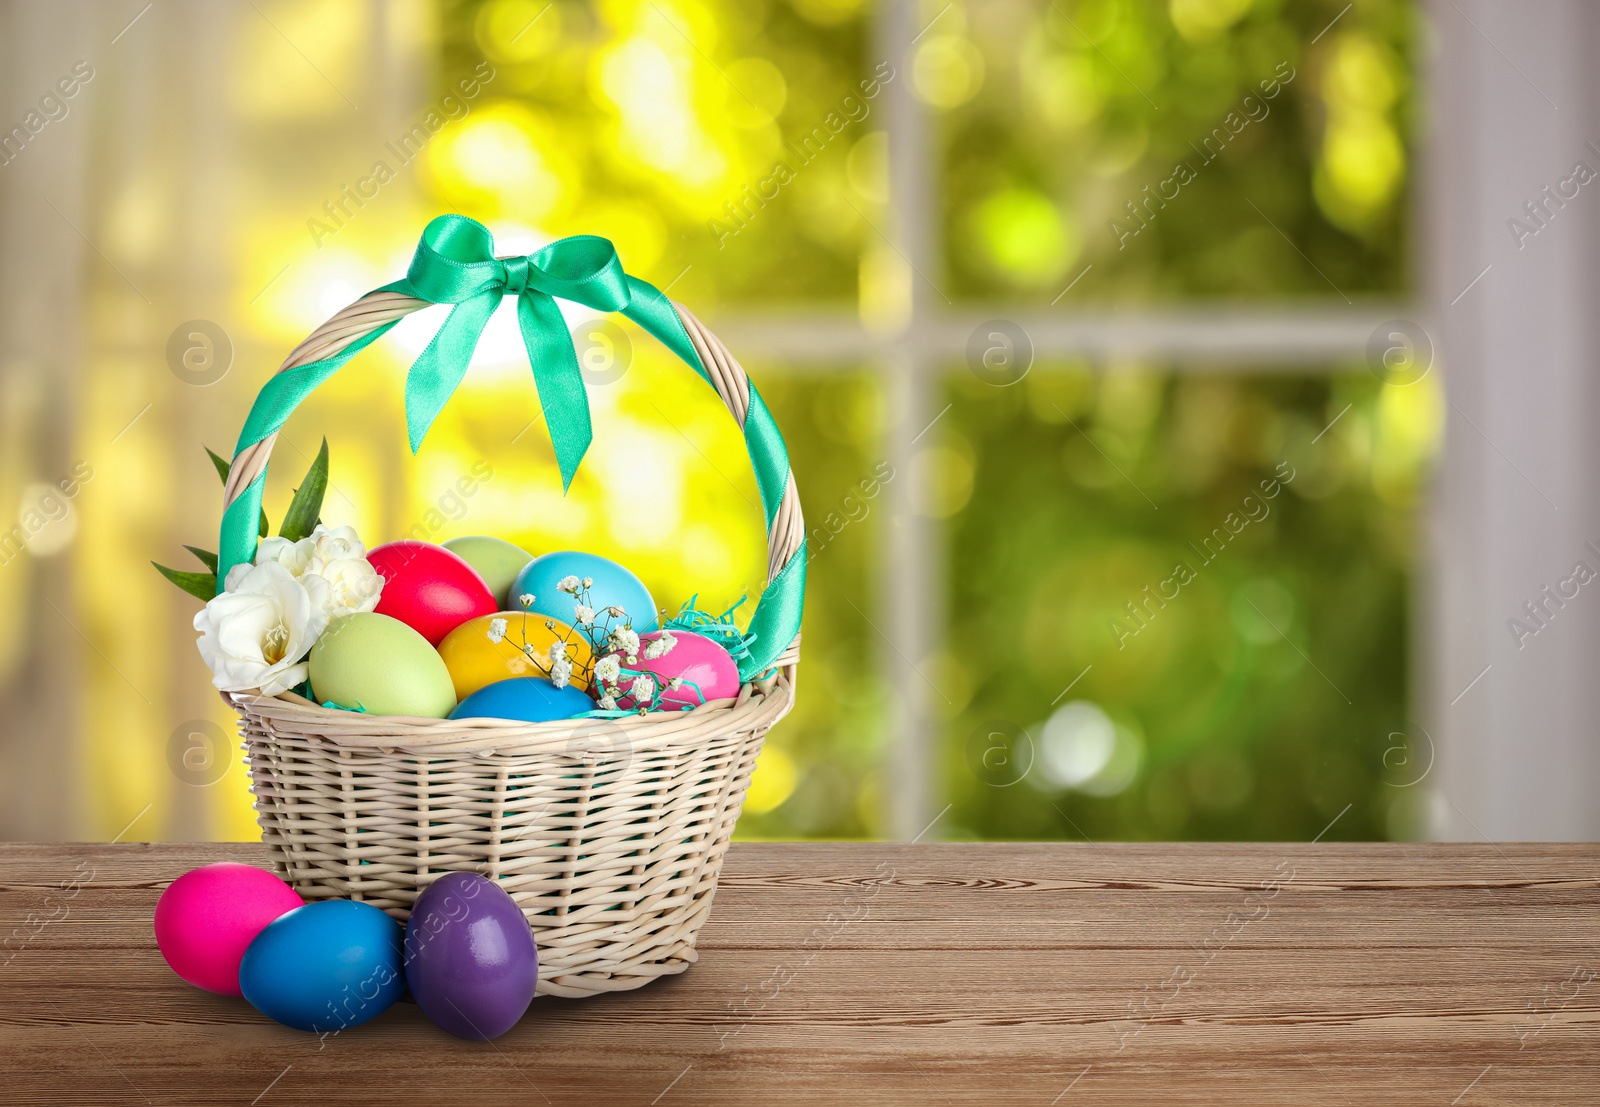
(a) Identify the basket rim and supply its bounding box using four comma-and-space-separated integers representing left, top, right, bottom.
227, 667, 795, 757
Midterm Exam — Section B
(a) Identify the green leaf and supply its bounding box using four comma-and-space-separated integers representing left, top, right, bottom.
206, 446, 230, 484
153, 561, 216, 602
278, 438, 328, 542
184, 546, 219, 573
208, 445, 271, 537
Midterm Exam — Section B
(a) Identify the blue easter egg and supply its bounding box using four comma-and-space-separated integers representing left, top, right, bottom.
239, 900, 405, 1033
511, 551, 657, 633
448, 676, 594, 722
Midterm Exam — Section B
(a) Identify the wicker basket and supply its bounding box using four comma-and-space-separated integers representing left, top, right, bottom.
220, 273, 803, 999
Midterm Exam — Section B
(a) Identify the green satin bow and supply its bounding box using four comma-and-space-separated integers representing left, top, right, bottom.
385, 214, 632, 489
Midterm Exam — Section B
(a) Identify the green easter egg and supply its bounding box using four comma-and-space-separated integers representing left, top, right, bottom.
309, 612, 457, 718
443, 536, 536, 607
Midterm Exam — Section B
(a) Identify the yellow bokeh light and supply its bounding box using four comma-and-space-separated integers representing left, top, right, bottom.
475, 0, 562, 64
913, 34, 986, 110
744, 743, 798, 813
966, 186, 1079, 286
427, 102, 567, 219
1323, 34, 1403, 113
1322, 115, 1405, 208
1168, 0, 1254, 43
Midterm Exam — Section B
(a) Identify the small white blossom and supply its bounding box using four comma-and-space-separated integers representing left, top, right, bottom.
308, 524, 365, 564
629, 674, 656, 703
604, 605, 626, 618
573, 604, 594, 626
594, 655, 622, 684
643, 631, 677, 660
668, 677, 683, 691
518, 593, 535, 608
486, 617, 508, 644
609, 627, 640, 657
253, 535, 317, 580
548, 639, 567, 664
582, 577, 594, 589
550, 657, 572, 689
316, 557, 383, 619
597, 692, 618, 711
556, 575, 582, 594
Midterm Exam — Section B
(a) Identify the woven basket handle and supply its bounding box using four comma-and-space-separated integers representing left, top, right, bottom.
218, 288, 804, 680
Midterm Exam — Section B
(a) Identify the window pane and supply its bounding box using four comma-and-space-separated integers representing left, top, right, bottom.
438, 0, 872, 307
934, 0, 1417, 300
939, 365, 1441, 840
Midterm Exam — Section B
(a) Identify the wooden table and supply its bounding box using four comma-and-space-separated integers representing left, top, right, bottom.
1, 842, 1597, 1104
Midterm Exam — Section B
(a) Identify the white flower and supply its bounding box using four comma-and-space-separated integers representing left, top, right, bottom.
550, 657, 572, 689
486, 617, 508, 644
643, 632, 677, 660
573, 604, 594, 626
628, 674, 656, 703
317, 557, 383, 618
252, 535, 316, 580
604, 605, 626, 618
594, 655, 622, 684
309, 524, 365, 564
518, 593, 535, 609
557, 575, 582, 594
582, 577, 593, 589
668, 677, 683, 691
609, 627, 640, 657
194, 561, 329, 695
548, 639, 567, 663
597, 692, 617, 711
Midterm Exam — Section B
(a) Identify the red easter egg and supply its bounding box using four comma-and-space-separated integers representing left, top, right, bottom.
367, 541, 497, 645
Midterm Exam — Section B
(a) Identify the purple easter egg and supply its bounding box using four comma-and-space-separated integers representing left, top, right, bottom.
599, 629, 741, 711
404, 872, 537, 1040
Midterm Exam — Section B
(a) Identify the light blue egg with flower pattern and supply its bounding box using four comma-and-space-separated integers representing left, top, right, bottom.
510, 551, 657, 634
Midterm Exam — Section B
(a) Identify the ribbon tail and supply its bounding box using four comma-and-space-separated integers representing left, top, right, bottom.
404, 290, 498, 452
517, 290, 592, 492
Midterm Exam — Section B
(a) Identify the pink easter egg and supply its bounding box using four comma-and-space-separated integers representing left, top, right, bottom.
600, 630, 741, 711
154, 863, 304, 996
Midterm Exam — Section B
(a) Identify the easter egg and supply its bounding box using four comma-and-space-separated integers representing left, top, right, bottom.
310, 612, 457, 717
368, 540, 497, 645
449, 677, 595, 723
404, 872, 538, 1040
443, 536, 535, 608
153, 863, 304, 996
511, 551, 658, 635
240, 900, 405, 1033
599, 630, 741, 711
436, 611, 593, 699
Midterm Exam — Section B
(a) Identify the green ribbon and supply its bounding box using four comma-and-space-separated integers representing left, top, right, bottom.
217, 214, 805, 681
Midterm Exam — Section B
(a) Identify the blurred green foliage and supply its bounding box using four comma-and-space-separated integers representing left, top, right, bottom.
941, 0, 1416, 298
939, 366, 1439, 841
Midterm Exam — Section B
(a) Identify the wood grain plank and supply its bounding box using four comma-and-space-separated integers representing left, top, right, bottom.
0, 842, 1595, 1105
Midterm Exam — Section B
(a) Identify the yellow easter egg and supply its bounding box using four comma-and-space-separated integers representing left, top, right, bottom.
436, 611, 593, 701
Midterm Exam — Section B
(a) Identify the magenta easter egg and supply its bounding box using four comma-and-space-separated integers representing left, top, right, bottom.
598, 630, 741, 711
368, 540, 497, 646
154, 863, 304, 995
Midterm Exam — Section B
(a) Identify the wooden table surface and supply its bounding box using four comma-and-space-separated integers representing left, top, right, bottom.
1, 842, 1597, 1105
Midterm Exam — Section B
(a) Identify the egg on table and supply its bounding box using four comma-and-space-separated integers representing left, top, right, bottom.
239, 900, 405, 1033
448, 677, 595, 723
436, 611, 593, 699
599, 629, 740, 711
404, 872, 538, 1041
511, 551, 657, 634
442, 536, 535, 608
367, 540, 497, 646
153, 863, 304, 996
309, 612, 457, 717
